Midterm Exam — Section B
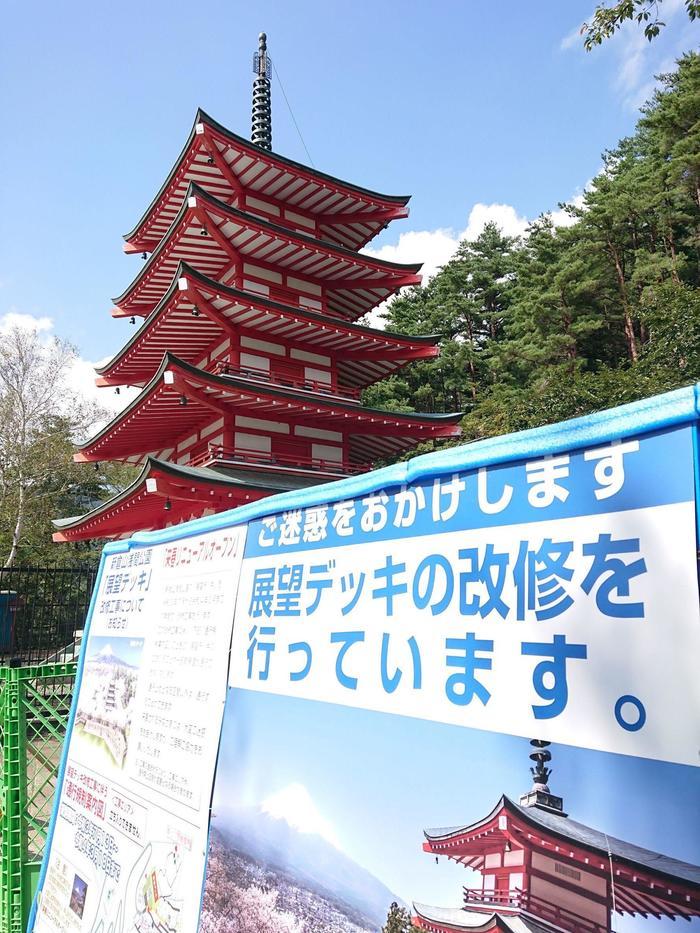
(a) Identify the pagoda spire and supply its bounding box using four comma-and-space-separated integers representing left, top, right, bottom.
529, 738, 552, 790
252, 32, 272, 150
519, 739, 566, 814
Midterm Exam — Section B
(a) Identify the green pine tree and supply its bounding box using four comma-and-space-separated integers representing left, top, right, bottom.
381, 901, 415, 933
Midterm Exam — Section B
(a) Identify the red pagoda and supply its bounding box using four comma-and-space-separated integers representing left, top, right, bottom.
413, 742, 700, 933
54, 34, 461, 543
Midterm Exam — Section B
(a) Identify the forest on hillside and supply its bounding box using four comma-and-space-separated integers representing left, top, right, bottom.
363, 51, 700, 452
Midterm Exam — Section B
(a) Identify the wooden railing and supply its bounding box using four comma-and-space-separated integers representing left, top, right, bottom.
463, 888, 608, 933
215, 360, 361, 401
189, 443, 370, 476
462, 888, 523, 908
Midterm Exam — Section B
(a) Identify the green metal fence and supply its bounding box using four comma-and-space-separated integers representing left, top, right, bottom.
0, 662, 77, 933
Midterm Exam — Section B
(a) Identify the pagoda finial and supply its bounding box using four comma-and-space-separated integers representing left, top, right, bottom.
529, 739, 552, 790
519, 739, 566, 815
252, 32, 272, 151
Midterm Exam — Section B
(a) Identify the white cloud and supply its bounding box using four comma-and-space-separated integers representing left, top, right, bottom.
66, 354, 138, 419
549, 190, 587, 227
363, 202, 530, 288
261, 783, 340, 848
462, 202, 530, 240
561, 0, 689, 109
615, 25, 657, 107
0, 309, 54, 334
560, 23, 584, 51
363, 227, 460, 283
0, 309, 137, 425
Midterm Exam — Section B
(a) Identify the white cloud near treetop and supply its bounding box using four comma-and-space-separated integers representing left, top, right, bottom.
0, 308, 137, 425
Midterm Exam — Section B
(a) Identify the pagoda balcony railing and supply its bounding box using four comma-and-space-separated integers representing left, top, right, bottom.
463, 888, 608, 933
215, 360, 361, 402
189, 442, 372, 477
463, 888, 524, 910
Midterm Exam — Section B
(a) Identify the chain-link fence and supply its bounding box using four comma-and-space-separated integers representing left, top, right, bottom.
0, 566, 97, 667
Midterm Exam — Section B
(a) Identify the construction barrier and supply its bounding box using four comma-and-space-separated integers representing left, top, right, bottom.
0, 663, 77, 933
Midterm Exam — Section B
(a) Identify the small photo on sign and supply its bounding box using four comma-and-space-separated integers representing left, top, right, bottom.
74, 636, 144, 770
68, 875, 87, 919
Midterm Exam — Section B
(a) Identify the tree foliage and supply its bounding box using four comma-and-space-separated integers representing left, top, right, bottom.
581, 0, 700, 48
365, 52, 700, 453
381, 901, 416, 933
0, 325, 133, 566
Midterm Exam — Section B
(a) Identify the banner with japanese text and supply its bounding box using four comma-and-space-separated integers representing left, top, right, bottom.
202, 424, 700, 933
32, 527, 246, 933
231, 425, 700, 766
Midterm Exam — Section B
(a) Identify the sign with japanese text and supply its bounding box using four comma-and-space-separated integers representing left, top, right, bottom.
33, 419, 700, 933
198, 424, 700, 933
32, 527, 246, 933
232, 426, 700, 767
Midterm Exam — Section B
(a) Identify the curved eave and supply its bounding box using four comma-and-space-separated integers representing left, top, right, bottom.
76, 353, 200, 457
161, 352, 464, 427
96, 273, 183, 376
77, 352, 462, 463
123, 108, 410, 248
52, 457, 278, 542
178, 260, 436, 344
113, 182, 422, 310
413, 904, 507, 932
425, 795, 700, 896
424, 797, 507, 843
97, 262, 440, 386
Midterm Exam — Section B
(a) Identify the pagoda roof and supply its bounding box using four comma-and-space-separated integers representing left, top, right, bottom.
123, 108, 410, 253
424, 796, 700, 922
77, 353, 462, 465
112, 183, 421, 321
52, 457, 285, 542
508, 797, 700, 890
425, 796, 700, 891
98, 263, 439, 389
412, 904, 549, 933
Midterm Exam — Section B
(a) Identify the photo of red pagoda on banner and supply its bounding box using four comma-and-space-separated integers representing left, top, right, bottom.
413, 741, 700, 933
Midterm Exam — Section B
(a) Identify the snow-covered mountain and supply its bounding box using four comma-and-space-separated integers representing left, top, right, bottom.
88, 644, 137, 669
213, 802, 401, 930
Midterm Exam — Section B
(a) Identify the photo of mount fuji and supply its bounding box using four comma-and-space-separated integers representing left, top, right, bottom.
201, 782, 401, 933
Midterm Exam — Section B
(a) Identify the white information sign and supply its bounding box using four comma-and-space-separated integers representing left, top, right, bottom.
33, 526, 246, 933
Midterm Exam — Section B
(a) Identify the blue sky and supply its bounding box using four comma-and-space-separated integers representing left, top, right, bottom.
214, 687, 700, 932
0, 0, 697, 406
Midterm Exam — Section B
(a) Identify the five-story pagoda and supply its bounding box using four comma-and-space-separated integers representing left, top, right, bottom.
54, 34, 462, 543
